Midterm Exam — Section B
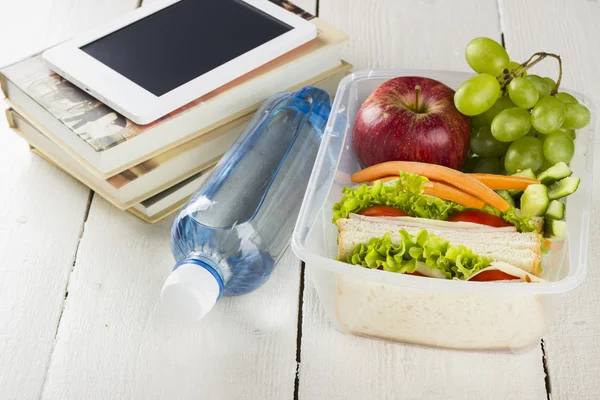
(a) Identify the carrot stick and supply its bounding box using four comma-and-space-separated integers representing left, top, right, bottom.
422, 181, 486, 209
352, 161, 510, 212
372, 173, 539, 191
368, 177, 485, 208
468, 173, 540, 190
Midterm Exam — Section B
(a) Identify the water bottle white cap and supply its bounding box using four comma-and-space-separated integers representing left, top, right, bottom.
161, 262, 222, 320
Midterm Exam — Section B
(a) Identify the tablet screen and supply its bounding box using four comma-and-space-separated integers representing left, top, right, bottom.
81, 0, 292, 97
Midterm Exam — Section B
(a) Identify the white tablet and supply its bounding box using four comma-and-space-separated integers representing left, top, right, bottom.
42, 0, 317, 124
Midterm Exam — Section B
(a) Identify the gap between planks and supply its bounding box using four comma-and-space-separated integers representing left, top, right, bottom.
495, 0, 550, 395
293, 262, 306, 400
38, 190, 95, 399
495, 0, 506, 48
540, 339, 551, 400
37, 2, 141, 395
39, 2, 134, 397
294, 3, 318, 399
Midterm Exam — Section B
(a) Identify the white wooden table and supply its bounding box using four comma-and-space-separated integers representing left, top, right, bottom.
1, 1, 599, 399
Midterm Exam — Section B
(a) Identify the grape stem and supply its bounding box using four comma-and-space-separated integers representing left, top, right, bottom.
499, 52, 563, 94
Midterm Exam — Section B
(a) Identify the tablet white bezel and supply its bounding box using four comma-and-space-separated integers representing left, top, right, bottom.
42, 0, 317, 125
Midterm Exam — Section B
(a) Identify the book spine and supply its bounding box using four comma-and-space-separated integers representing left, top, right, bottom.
0, 74, 7, 99
268, 0, 314, 20
5, 107, 15, 128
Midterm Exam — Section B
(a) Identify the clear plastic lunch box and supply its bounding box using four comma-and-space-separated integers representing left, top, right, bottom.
291, 69, 595, 352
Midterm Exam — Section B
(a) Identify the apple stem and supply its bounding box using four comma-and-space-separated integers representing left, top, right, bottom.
415, 85, 422, 112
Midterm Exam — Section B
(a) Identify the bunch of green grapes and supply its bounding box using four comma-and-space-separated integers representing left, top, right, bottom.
456, 37, 591, 174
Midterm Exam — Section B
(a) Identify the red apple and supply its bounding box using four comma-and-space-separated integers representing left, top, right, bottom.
353, 76, 471, 170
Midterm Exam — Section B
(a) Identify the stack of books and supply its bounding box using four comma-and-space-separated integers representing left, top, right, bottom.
0, 1, 350, 223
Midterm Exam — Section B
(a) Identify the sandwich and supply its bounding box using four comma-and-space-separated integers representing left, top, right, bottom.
336, 214, 543, 282
332, 162, 547, 282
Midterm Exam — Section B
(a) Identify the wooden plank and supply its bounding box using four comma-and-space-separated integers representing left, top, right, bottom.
0, 1, 141, 399
499, 1, 600, 398
298, 1, 548, 399
499, 0, 600, 101
0, 0, 139, 67
0, 112, 90, 399
41, 197, 302, 400
141, 0, 317, 15
319, 0, 502, 71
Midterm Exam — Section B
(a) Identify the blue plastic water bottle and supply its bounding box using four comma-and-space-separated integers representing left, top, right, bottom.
161, 86, 332, 319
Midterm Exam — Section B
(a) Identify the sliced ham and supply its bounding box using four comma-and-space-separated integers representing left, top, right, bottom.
349, 214, 518, 232
467, 262, 545, 283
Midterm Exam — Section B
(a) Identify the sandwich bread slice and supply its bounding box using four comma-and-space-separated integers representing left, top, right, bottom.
336, 214, 543, 281
337, 216, 542, 277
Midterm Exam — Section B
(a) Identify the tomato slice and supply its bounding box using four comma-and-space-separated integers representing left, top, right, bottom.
469, 270, 520, 282
359, 206, 408, 217
447, 210, 513, 227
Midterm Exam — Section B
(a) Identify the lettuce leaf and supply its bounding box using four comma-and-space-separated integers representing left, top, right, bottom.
482, 205, 536, 233
332, 171, 536, 233
333, 171, 466, 222
346, 229, 491, 280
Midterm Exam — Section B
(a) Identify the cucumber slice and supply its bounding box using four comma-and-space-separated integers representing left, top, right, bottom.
508, 168, 537, 196
520, 184, 549, 217
548, 176, 580, 200
513, 168, 537, 179
545, 200, 565, 220
495, 189, 516, 207
537, 162, 572, 185
545, 219, 567, 239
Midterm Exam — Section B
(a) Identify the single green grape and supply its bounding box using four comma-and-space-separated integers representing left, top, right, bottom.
482, 95, 515, 123
462, 157, 481, 173
543, 77, 556, 91
531, 96, 565, 134
525, 75, 551, 98
470, 114, 488, 129
536, 159, 553, 174
543, 131, 575, 164
554, 92, 578, 105
465, 37, 510, 76
491, 107, 532, 142
470, 124, 511, 157
507, 61, 526, 77
562, 103, 591, 129
504, 136, 544, 174
507, 77, 539, 109
472, 158, 503, 174
454, 74, 501, 116
556, 127, 575, 140
560, 128, 576, 140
